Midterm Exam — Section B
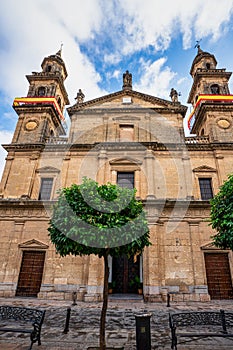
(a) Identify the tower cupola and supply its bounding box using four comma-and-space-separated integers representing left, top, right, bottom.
41, 48, 68, 81
190, 45, 217, 78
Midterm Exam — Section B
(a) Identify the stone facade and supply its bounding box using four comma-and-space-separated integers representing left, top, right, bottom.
0, 47, 233, 302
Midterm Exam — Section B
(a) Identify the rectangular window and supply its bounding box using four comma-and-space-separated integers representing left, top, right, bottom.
120, 125, 134, 141
199, 178, 213, 200
117, 172, 134, 189
38, 178, 53, 200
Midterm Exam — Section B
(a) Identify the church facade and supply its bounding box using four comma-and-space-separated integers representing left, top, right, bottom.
0, 47, 233, 302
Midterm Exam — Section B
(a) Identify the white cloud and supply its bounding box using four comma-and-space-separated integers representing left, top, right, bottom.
0, 131, 13, 181
110, 0, 233, 53
0, 1, 106, 106
135, 57, 176, 99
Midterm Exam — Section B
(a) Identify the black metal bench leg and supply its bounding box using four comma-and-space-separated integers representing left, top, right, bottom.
38, 334, 41, 346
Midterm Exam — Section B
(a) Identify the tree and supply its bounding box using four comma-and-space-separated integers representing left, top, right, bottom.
210, 174, 233, 250
48, 178, 150, 350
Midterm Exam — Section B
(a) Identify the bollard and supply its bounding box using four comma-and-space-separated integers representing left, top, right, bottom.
135, 313, 151, 350
72, 291, 77, 306
167, 293, 170, 307
63, 307, 71, 334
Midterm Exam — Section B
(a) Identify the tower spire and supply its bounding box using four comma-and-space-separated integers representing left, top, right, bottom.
56, 43, 63, 57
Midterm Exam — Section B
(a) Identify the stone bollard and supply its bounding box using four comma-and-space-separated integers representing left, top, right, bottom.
72, 291, 77, 305
135, 313, 152, 350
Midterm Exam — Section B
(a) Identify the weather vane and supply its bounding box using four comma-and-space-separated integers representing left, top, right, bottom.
194, 39, 202, 49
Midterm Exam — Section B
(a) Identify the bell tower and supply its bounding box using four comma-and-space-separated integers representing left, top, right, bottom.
12, 48, 69, 143
0, 50, 70, 199
187, 45, 233, 141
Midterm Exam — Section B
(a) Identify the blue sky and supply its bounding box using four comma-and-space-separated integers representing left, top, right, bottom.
1, 0, 233, 178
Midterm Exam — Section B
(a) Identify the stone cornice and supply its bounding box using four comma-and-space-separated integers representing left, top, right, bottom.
68, 89, 187, 117
69, 106, 187, 117
192, 102, 233, 133
2, 143, 45, 152
3, 140, 233, 153
0, 199, 53, 219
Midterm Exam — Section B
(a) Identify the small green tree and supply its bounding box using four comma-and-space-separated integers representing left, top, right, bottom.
48, 178, 150, 350
210, 174, 233, 250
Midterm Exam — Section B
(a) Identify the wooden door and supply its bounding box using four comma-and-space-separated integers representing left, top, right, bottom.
204, 253, 233, 299
112, 254, 140, 293
16, 251, 45, 297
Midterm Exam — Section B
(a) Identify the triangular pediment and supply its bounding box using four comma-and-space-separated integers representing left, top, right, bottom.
193, 165, 216, 173
110, 157, 142, 166
19, 239, 49, 250
201, 242, 229, 250
68, 89, 187, 116
110, 157, 142, 171
36, 166, 60, 173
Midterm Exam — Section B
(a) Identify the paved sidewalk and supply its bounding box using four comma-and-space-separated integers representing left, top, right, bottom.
0, 297, 233, 349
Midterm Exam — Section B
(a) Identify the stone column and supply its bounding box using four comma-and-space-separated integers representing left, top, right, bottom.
144, 149, 156, 199
0, 153, 14, 197
97, 149, 108, 184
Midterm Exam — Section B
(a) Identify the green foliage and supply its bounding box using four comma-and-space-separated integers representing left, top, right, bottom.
210, 174, 233, 250
48, 177, 151, 258
129, 275, 142, 289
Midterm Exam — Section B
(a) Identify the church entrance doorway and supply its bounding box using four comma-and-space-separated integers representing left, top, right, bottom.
16, 251, 45, 297
112, 254, 141, 294
204, 252, 233, 299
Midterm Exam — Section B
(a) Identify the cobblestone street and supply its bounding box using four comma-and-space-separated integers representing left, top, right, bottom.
0, 298, 233, 350
0, 297, 233, 349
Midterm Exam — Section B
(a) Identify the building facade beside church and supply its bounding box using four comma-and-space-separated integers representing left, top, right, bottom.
0, 47, 233, 302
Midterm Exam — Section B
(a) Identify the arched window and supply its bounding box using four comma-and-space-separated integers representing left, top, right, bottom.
46, 65, 52, 72
206, 63, 211, 69
38, 86, 46, 96
210, 84, 220, 94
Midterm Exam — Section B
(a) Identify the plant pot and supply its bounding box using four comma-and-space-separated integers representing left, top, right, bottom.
138, 288, 143, 295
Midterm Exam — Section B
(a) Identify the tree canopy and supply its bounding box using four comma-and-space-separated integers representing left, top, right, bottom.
210, 174, 233, 250
48, 177, 150, 256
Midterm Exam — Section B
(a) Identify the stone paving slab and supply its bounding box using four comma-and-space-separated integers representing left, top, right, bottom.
0, 297, 233, 349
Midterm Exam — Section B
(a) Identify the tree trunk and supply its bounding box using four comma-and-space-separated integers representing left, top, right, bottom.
99, 252, 109, 350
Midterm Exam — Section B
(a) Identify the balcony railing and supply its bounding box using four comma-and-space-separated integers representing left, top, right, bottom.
45, 137, 68, 144
185, 136, 209, 144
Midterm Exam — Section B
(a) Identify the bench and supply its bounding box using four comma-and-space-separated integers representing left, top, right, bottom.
0, 305, 45, 349
169, 309, 233, 349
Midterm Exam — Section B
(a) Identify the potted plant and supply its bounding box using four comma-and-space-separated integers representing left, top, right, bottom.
129, 276, 143, 294
108, 281, 116, 294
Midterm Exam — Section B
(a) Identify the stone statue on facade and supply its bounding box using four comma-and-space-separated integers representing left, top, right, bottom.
122, 70, 132, 90
75, 89, 85, 104
170, 88, 179, 103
